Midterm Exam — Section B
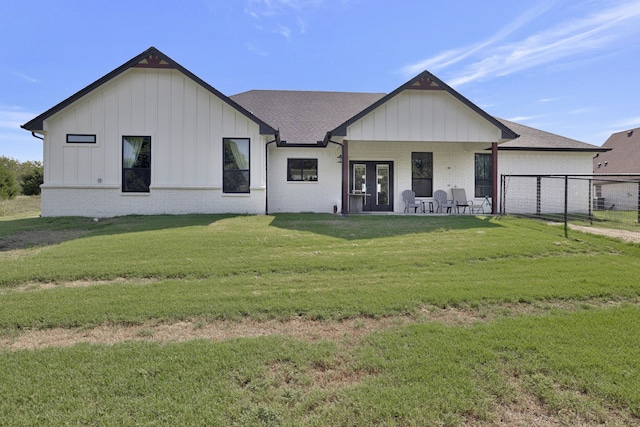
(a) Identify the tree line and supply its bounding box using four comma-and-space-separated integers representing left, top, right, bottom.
0, 156, 43, 200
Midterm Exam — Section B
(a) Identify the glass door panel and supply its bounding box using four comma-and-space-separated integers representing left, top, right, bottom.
353, 164, 366, 193
377, 164, 389, 206
349, 161, 393, 212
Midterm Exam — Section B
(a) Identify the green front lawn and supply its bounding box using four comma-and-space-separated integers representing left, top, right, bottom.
1, 214, 639, 425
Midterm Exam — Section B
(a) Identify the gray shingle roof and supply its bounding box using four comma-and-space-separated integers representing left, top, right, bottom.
231, 90, 604, 152
230, 90, 385, 145
496, 118, 606, 152
593, 128, 640, 173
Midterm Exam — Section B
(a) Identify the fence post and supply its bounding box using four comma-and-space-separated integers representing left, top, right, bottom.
564, 175, 568, 238
500, 175, 505, 214
536, 176, 541, 218
588, 179, 593, 225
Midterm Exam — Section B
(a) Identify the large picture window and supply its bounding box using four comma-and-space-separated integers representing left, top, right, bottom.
475, 153, 492, 197
223, 138, 250, 193
287, 159, 318, 181
411, 152, 433, 197
122, 136, 151, 193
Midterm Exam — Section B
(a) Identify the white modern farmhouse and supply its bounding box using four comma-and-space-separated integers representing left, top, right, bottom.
22, 47, 604, 217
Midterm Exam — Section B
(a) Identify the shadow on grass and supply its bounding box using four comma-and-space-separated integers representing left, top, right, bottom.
268, 213, 501, 240
0, 213, 503, 252
0, 214, 236, 252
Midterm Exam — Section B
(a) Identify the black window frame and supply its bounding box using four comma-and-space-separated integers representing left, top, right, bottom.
474, 153, 492, 198
411, 152, 433, 197
67, 134, 96, 144
122, 136, 151, 193
287, 158, 318, 182
223, 138, 251, 194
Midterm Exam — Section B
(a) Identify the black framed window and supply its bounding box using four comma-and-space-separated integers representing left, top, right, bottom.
411, 152, 433, 197
122, 136, 151, 193
475, 153, 492, 197
223, 138, 250, 193
67, 134, 96, 144
287, 159, 318, 181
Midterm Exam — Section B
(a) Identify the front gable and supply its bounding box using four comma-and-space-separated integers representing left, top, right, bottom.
330, 70, 517, 144
347, 90, 503, 143
22, 47, 277, 136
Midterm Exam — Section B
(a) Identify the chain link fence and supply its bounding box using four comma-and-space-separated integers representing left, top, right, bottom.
500, 174, 640, 231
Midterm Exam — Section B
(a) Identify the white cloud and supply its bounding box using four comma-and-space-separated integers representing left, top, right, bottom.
401, 0, 556, 77
0, 107, 35, 131
613, 116, 640, 129
568, 107, 598, 115
244, 0, 328, 38
14, 72, 39, 84
504, 115, 538, 123
401, 0, 640, 86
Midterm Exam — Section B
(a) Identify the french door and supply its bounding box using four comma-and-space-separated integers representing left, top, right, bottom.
350, 161, 394, 212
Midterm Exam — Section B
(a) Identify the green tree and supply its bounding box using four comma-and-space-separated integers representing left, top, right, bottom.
0, 162, 19, 200
20, 162, 43, 195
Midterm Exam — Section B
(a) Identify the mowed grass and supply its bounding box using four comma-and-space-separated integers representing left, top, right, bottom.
1, 213, 640, 425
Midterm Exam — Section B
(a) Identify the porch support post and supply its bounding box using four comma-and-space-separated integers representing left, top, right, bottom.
491, 142, 498, 214
342, 140, 349, 214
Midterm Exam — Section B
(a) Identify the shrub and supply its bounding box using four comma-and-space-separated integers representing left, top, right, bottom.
20, 163, 43, 196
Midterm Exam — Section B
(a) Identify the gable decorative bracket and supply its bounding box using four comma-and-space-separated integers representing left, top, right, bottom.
410, 76, 444, 90
134, 54, 174, 69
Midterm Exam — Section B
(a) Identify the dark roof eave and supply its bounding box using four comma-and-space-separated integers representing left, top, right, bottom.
21, 47, 278, 136
497, 147, 611, 153
329, 70, 519, 141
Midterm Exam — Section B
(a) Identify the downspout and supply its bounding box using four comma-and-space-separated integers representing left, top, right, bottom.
325, 133, 347, 215
264, 130, 280, 215
31, 132, 44, 140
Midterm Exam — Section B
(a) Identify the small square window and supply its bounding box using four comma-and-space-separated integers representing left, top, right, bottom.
67, 134, 96, 143
287, 159, 318, 181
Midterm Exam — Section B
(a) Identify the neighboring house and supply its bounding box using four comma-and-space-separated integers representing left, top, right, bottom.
22, 47, 604, 217
593, 128, 640, 211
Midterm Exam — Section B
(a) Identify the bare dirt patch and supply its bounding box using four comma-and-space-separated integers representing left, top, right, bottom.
567, 224, 640, 243
0, 229, 90, 253
2, 298, 638, 352
478, 373, 635, 427
2, 277, 161, 294
0, 316, 415, 351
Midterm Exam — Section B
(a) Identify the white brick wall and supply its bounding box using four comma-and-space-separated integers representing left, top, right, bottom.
499, 152, 595, 214
267, 146, 343, 213
41, 187, 266, 217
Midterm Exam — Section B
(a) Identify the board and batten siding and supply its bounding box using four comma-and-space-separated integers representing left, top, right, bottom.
41, 67, 270, 216
347, 90, 501, 143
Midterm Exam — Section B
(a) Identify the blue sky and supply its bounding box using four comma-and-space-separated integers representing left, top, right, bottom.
2, 0, 640, 162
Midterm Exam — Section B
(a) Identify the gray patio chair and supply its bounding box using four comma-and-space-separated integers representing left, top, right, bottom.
451, 188, 485, 213
401, 189, 421, 213
433, 190, 454, 213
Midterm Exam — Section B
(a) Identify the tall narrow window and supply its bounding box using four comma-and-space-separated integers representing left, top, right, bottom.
411, 152, 433, 197
475, 153, 492, 197
223, 138, 250, 193
122, 136, 151, 193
